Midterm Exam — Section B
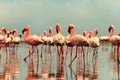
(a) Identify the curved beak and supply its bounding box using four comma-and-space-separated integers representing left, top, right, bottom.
22, 29, 25, 34
4, 30, 6, 34
108, 27, 112, 33
96, 30, 98, 35
68, 27, 70, 33
56, 29, 58, 33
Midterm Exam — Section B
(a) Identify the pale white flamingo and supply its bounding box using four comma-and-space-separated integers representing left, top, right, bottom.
12, 29, 22, 45
22, 25, 40, 62
89, 29, 99, 62
53, 23, 65, 64
99, 36, 108, 41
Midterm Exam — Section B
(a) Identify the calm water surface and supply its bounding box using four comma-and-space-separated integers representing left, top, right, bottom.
0, 42, 119, 80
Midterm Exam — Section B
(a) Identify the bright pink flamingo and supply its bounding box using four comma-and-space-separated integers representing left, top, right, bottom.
65, 24, 76, 64
22, 25, 40, 62
53, 23, 65, 64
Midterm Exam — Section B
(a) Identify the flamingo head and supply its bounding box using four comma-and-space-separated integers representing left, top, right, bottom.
94, 29, 98, 35
22, 25, 30, 34
44, 31, 47, 36
83, 31, 87, 36
88, 31, 93, 38
108, 25, 114, 33
55, 23, 61, 33
12, 29, 17, 35
68, 24, 75, 34
49, 27, 52, 33
1, 27, 6, 34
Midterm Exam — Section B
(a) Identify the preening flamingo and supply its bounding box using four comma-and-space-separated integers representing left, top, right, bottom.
53, 23, 65, 64
22, 25, 40, 62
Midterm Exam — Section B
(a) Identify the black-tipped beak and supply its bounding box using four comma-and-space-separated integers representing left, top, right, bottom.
22, 29, 25, 34
68, 27, 70, 33
56, 29, 58, 33
96, 30, 98, 35
108, 27, 111, 33
4, 30, 6, 34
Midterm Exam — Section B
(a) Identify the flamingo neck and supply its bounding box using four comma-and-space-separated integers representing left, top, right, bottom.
1, 30, 5, 36
13, 32, 17, 38
25, 30, 30, 39
110, 28, 114, 37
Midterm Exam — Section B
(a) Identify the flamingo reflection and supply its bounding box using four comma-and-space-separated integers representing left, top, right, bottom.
0, 46, 20, 80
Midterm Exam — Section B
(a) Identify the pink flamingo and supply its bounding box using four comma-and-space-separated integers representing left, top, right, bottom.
108, 25, 120, 45
108, 25, 120, 62
22, 25, 40, 62
65, 24, 76, 64
53, 23, 65, 64
0, 27, 6, 44
67, 25, 88, 67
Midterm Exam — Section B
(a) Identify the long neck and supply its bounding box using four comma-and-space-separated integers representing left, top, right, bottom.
25, 29, 30, 39
70, 28, 75, 37
110, 28, 114, 37
1, 30, 5, 36
94, 31, 97, 37
49, 31, 52, 37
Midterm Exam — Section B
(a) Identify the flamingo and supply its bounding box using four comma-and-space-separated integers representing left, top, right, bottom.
12, 29, 22, 45
65, 24, 75, 64
108, 25, 120, 45
67, 25, 88, 67
0, 27, 6, 44
89, 29, 99, 62
53, 23, 65, 64
108, 25, 120, 62
22, 25, 40, 62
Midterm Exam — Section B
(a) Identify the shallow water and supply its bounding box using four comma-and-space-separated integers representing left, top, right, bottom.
0, 42, 119, 80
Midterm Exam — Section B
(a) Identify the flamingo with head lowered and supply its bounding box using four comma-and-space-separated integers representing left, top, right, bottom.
22, 25, 40, 62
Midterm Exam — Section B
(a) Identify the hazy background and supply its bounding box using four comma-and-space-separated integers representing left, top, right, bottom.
0, 0, 120, 36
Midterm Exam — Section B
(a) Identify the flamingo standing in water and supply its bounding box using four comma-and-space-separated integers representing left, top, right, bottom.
22, 25, 40, 62
108, 25, 120, 45
68, 25, 88, 67
108, 25, 120, 62
0, 27, 6, 44
53, 23, 65, 64
65, 24, 76, 64
89, 29, 99, 62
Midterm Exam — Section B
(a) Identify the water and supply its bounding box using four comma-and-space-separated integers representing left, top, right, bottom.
0, 42, 119, 80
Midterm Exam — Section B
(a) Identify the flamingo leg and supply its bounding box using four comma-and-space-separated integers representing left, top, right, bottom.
60, 45, 64, 64
69, 46, 78, 67
41, 45, 43, 58
65, 46, 68, 64
24, 46, 34, 62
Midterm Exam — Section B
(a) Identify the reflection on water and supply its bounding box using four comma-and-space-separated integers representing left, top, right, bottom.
0, 42, 120, 80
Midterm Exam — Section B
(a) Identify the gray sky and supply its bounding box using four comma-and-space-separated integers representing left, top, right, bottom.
0, 0, 120, 36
